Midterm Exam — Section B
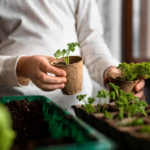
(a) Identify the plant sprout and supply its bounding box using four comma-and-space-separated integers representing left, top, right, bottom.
104, 110, 113, 119
76, 94, 97, 113
54, 42, 80, 65
96, 89, 108, 113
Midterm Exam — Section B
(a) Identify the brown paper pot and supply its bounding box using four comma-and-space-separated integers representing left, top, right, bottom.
51, 56, 83, 95
109, 72, 139, 101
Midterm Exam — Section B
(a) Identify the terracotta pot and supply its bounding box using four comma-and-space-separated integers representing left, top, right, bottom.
109, 72, 139, 98
51, 56, 83, 95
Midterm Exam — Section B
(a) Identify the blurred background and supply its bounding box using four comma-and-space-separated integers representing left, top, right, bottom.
93, 0, 150, 100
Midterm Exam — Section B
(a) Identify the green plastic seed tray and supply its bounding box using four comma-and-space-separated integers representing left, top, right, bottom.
0, 95, 117, 150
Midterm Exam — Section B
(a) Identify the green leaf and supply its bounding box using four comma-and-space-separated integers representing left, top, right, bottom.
0, 105, 16, 150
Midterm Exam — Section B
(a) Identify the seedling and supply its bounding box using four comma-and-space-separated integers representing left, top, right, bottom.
54, 42, 80, 65
104, 110, 113, 119
96, 90, 108, 113
0, 104, 16, 150
108, 83, 120, 99
76, 94, 97, 113
119, 118, 144, 126
117, 62, 150, 81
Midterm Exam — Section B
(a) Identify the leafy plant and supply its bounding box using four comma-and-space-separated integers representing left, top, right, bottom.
131, 118, 144, 126
117, 107, 124, 120
117, 62, 150, 81
104, 110, 113, 119
96, 90, 108, 113
108, 83, 120, 99
0, 104, 16, 150
76, 94, 97, 113
119, 118, 144, 126
54, 42, 80, 65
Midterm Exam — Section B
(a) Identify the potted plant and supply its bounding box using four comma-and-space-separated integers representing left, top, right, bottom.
109, 62, 150, 96
72, 83, 150, 150
51, 42, 83, 95
0, 104, 16, 150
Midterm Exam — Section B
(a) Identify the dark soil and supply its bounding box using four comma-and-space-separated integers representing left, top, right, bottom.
5, 100, 73, 150
54, 62, 66, 65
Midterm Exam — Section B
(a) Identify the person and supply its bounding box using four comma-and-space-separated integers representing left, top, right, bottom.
0, 0, 145, 114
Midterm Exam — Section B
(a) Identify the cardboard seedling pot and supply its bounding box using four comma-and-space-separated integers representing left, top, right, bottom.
51, 56, 83, 95
109, 72, 139, 101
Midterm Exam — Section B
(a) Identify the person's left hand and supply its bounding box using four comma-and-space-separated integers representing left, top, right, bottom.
103, 66, 145, 100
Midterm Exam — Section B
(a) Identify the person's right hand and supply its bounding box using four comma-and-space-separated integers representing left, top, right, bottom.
16, 55, 67, 91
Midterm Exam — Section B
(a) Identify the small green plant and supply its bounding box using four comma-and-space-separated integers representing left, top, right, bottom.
104, 110, 113, 119
96, 90, 108, 113
108, 83, 120, 99
119, 118, 144, 126
117, 107, 124, 120
117, 62, 150, 81
54, 42, 80, 65
0, 104, 16, 150
76, 94, 97, 113
140, 126, 150, 133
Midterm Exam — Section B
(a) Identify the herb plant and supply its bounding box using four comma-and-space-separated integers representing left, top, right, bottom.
54, 42, 80, 65
117, 62, 150, 81
76, 94, 97, 113
104, 110, 113, 119
96, 90, 108, 113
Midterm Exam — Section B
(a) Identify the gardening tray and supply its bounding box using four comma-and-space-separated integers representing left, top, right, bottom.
72, 105, 150, 150
0, 95, 116, 150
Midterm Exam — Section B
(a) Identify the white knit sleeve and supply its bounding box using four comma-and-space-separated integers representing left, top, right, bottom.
76, 0, 120, 87
0, 55, 31, 87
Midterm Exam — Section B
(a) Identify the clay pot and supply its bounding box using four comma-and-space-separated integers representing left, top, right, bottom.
109, 72, 139, 94
51, 56, 83, 95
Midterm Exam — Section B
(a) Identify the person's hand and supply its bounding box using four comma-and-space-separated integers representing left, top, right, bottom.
16, 55, 67, 91
103, 66, 145, 100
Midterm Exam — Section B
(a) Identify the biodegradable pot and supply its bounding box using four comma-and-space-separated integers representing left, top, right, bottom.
109, 72, 139, 101
51, 56, 83, 95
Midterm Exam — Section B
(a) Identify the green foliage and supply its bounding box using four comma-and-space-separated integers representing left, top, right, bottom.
104, 110, 113, 119
119, 118, 144, 126
117, 62, 150, 81
132, 118, 144, 126
77, 94, 97, 113
54, 42, 80, 65
117, 107, 124, 120
0, 104, 16, 150
96, 90, 108, 113
77, 83, 148, 124
108, 83, 120, 98
140, 126, 150, 133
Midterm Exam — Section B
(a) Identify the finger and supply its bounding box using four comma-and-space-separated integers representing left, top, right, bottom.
134, 89, 144, 99
36, 79, 65, 91
37, 72, 67, 84
134, 79, 145, 92
40, 61, 66, 77
103, 77, 109, 84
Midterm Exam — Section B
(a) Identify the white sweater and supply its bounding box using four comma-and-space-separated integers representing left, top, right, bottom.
0, 0, 119, 114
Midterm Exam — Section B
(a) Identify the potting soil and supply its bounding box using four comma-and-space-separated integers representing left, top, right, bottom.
5, 100, 73, 150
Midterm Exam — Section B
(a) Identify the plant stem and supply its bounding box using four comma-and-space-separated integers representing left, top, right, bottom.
99, 98, 101, 113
